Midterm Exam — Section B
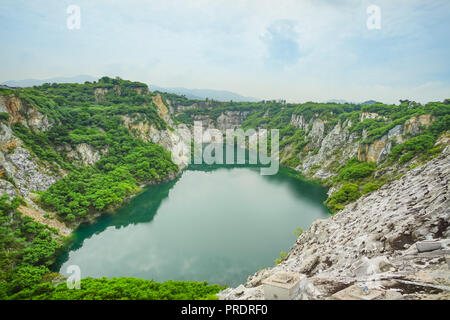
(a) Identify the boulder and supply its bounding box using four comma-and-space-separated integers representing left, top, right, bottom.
416, 240, 442, 253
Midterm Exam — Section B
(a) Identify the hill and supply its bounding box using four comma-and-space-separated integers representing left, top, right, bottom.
0, 76, 448, 300
149, 84, 259, 102
1, 75, 98, 88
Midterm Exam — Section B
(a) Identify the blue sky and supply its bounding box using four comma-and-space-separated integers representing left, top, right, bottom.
0, 0, 449, 103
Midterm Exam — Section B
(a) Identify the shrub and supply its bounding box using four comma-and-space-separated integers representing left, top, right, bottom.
10, 278, 226, 300
362, 182, 380, 194
0, 112, 10, 122
338, 159, 376, 180
390, 134, 435, 162
326, 183, 361, 213
293, 227, 303, 237
283, 155, 301, 168
274, 251, 289, 265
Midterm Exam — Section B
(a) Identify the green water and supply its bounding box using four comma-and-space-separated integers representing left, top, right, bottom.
56, 163, 329, 287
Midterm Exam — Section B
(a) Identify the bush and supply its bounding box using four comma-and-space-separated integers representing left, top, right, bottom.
0, 112, 10, 122
338, 159, 376, 180
9, 266, 49, 293
10, 277, 226, 300
282, 155, 301, 168
275, 251, 289, 265
326, 183, 361, 213
293, 227, 303, 237
0, 195, 62, 297
390, 134, 435, 162
362, 182, 380, 194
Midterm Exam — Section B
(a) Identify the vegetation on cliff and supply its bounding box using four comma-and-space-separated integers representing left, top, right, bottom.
0, 196, 223, 300
0, 195, 62, 298
0, 78, 221, 299
0, 77, 448, 300
2, 78, 179, 224
171, 96, 449, 213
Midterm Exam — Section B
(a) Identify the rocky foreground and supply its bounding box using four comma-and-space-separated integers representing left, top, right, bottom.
219, 147, 450, 300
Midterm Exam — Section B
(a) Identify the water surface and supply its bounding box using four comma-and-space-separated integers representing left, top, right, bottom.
57, 164, 329, 287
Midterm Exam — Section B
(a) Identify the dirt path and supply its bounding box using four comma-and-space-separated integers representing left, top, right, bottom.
18, 205, 72, 236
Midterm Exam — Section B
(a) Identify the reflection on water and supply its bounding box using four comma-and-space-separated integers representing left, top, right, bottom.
55, 151, 330, 287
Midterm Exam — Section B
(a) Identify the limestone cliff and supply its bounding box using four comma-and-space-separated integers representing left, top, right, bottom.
0, 101, 59, 199
66, 143, 108, 166
219, 147, 450, 300
0, 95, 52, 131
0, 83, 447, 300
0, 88, 185, 234
171, 102, 439, 187
121, 114, 190, 169
216, 111, 250, 131
0, 97, 64, 234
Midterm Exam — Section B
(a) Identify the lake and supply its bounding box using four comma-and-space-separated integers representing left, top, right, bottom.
56, 161, 330, 287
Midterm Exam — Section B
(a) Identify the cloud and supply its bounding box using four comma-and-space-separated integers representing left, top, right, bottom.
261, 19, 301, 67
0, 0, 449, 103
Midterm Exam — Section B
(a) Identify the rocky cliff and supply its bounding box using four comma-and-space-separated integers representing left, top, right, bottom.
0, 86, 189, 233
171, 102, 442, 187
0, 81, 448, 300
0, 95, 52, 131
0, 98, 58, 196
288, 112, 435, 179
219, 147, 450, 300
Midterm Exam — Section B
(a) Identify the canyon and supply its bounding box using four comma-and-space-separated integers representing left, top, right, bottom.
0, 79, 448, 299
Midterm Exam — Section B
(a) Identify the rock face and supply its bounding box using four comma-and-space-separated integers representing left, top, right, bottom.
296, 113, 435, 176
0, 96, 62, 235
3, 147, 57, 196
94, 88, 109, 103
152, 94, 172, 124
173, 106, 438, 184
365, 138, 389, 163
360, 112, 386, 122
290, 114, 306, 130
307, 119, 325, 147
301, 121, 358, 175
121, 114, 191, 170
404, 115, 433, 136
66, 143, 105, 166
216, 111, 250, 131
121, 114, 152, 142
148, 124, 191, 170
0, 95, 51, 131
219, 147, 450, 300
0, 179, 17, 198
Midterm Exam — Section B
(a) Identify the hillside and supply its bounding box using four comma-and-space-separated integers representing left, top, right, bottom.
1, 75, 98, 88
149, 84, 259, 102
165, 95, 449, 213
0, 77, 448, 299
0, 77, 218, 299
220, 148, 450, 300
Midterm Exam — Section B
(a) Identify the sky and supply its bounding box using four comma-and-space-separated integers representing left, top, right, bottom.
0, 0, 449, 104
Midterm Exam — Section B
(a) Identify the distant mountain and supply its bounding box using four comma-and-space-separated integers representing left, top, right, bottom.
0, 85, 17, 89
361, 100, 378, 105
326, 99, 380, 105
326, 99, 349, 104
149, 84, 259, 102
1, 75, 98, 87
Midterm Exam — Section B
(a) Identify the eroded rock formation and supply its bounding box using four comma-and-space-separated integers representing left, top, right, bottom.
219, 147, 450, 300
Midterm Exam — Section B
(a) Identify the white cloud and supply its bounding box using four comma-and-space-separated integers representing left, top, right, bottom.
0, 0, 449, 103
